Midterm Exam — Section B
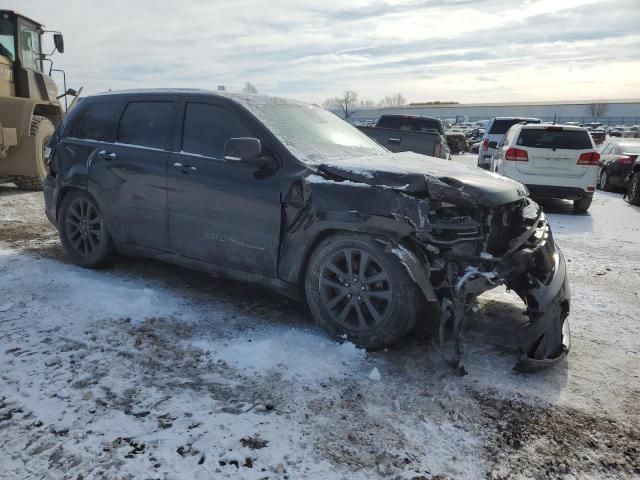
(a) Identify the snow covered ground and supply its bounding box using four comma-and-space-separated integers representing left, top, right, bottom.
0, 166, 639, 479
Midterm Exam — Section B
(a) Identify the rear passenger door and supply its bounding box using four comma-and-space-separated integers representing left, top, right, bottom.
89, 98, 176, 251
167, 100, 281, 277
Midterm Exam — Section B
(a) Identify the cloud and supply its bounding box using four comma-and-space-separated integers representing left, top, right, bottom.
13, 0, 640, 103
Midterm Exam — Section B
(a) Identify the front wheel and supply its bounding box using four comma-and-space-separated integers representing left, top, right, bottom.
627, 172, 640, 205
305, 234, 421, 349
58, 190, 114, 268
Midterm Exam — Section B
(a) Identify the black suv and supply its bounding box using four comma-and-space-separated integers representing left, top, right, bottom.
44, 89, 570, 371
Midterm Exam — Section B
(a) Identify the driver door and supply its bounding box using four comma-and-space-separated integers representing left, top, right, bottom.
167, 100, 281, 277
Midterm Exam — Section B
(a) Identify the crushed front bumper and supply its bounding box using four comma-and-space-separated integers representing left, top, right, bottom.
437, 205, 571, 373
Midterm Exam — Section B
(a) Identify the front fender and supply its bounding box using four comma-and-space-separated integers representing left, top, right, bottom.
277, 175, 431, 288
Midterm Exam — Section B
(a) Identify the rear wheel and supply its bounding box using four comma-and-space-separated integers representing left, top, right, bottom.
599, 169, 611, 192
58, 190, 114, 268
13, 116, 55, 191
627, 172, 640, 205
573, 194, 593, 213
305, 234, 421, 349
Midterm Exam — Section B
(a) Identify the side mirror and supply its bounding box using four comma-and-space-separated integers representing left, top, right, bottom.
224, 137, 268, 167
54, 33, 64, 53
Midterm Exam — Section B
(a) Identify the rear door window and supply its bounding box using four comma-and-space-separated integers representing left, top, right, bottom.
117, 101, 174, 149
516, 128, 593, 150
182, 103, 254, 159
66, 101, 122, 141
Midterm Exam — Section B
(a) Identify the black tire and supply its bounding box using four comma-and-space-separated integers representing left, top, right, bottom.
600, 169, 611, 192
573, 195, 593, 213
13, 116, 55, 191
627, 172, 640, 205
58, 190, 114, 268
305, 233, 422, 349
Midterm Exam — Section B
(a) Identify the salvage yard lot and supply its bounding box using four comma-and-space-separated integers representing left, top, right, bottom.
0, 162, 639, 479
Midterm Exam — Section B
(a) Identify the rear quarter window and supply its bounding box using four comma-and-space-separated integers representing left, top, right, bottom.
117, 101, 174, 149
65, 101, 123, 141
516, 129, 593, 150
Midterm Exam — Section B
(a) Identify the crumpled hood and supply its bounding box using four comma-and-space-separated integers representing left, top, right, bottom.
317, 151, 529, 207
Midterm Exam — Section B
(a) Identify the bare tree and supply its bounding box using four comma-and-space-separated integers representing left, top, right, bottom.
378, 93, 407, 107
243, 82, 258, 94
322, 91, 366, 117
587, 102, 609, 120
336, 90, 359, 119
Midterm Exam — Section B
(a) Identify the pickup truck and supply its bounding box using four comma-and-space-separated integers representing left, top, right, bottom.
357, 114, 450, 159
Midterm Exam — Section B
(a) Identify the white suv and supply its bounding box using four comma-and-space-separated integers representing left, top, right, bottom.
492, 124, 599, 212
477, 117, 541, 169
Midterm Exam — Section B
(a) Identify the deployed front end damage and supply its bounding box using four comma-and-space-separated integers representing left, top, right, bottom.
417, 197, 571, 374
293, 156, 570, 373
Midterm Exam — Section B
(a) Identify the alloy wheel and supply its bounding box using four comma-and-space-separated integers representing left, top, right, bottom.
64, 197, 104, 257
318, 248, 392, 331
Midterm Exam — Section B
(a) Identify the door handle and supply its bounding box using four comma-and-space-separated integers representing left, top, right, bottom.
98, 150, 117, 160
173, 162, 197, 172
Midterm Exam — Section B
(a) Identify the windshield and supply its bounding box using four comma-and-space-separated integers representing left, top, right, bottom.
238, 98, 387, 164
0, 16, 16, 61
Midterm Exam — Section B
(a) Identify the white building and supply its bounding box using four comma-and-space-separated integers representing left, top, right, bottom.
339, 99, 640, 126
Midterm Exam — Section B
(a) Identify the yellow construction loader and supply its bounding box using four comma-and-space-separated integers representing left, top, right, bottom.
0, 9, 79, 190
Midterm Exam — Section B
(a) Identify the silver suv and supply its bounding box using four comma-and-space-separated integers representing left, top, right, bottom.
478, 117, 541, 169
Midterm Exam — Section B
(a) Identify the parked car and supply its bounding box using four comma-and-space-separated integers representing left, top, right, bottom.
445, 129, 468, 154
477, 117, 541, 169
598, 140, 640, 191
625, 157, 640, 205
493, 124, 599, 212
358, 114, 449, 159
589, 129, 606, 145
470, 141, 481, 154
609, 127, 626, 138
43, 89, 570, 371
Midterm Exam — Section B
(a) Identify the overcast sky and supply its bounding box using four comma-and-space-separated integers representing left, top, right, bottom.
9, 0, 640, 104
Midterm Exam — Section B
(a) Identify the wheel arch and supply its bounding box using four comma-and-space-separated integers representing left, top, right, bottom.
56, 185, 89, 221
32, 103, 64, 128
293, 224, 437, 304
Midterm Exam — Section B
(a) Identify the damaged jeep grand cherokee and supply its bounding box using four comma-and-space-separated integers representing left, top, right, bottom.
43, 90, 570, 372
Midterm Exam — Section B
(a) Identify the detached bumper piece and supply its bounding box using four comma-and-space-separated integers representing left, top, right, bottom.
513, 247, 571, 372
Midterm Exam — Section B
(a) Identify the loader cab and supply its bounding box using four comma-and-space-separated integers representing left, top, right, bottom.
0, 10, 63, 103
